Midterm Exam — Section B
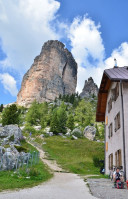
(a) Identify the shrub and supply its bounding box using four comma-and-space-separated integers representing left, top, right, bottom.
93, 156, 104, 168
29, 167, 40, 177
14, 145, 27, 153
23, 125, 36, 134
2, 104, 20, 126
9, 135, 14, 142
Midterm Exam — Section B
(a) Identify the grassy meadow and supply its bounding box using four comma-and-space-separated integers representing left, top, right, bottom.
35, 136, 104, 175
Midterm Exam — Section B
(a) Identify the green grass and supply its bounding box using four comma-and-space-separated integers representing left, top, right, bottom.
35, 136, 104, 175
0, 141, 53, 192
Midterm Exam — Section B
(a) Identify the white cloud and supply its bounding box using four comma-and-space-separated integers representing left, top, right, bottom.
0, 0, 60, 72
0, 73, 18, 96
105, 42, 128, 68
68, 16, 128, 92
1, 1, 128, 96
67, 16, 105, 92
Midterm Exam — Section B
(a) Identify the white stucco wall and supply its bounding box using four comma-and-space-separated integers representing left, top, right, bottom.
105, 82, 124, 176
122, 82, 128, 180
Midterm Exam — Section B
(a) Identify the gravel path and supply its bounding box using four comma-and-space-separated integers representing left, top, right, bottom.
0, 140, 98, 199
88, 178, 128, 199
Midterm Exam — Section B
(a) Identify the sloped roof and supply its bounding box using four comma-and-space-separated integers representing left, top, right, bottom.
105, 66, 128, 81
96, 66, 128, 122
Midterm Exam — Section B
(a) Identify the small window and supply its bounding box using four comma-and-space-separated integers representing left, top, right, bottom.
114, 112, 121, 132
108, 98, 112, 113
109, 153, 113, 170
111, 83, 119, 101
115, 149, 122, 167
115, 83, 119, 101
108, 123, 113, 138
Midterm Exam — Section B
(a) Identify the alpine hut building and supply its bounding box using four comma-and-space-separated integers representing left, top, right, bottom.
96, 65, 128, 181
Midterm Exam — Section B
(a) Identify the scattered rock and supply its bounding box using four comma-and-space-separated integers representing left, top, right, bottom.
40, 134, 45, 138
46, 132, 53, 136
65, 132, 71, 137
58, 133, 63, 136
33, 125, 41, 131
20, 126, 25, 131
44, 127, 50, 133
0, 124, 31, 170
71, 135, 78, 140
83, 126, 96, 141
62, 136, 67, 138
71, 128, 83, 138
42, 142, 46, 145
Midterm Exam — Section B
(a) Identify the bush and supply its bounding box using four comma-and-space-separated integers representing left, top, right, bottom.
29, 168, 40, 177
93, 156, 104, 168
0, 104, 3, 112
23, 125, 36, 134
14, 145, 27, 153
2, 104, 20, 126
9, 135, 14, 142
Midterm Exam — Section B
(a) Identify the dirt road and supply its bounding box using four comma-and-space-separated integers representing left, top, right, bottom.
0, 141, 98, 199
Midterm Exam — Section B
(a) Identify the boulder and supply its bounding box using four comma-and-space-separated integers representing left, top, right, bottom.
1, 125, 23, 142
83, 126, 96, 140
0, 125, 32, 171
40, 134, 45, 138
71, 128, 83, 138
46, 132, 53, 136
71, 135, 78, 140
65, 132, 71, 137
33, 125, 41, 131
44, 127, 50, 133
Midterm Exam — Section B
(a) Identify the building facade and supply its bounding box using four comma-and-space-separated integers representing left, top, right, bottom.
96, 66, 128, 181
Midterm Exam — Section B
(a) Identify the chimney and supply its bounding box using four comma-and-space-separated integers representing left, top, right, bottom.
114, 58, 118, 68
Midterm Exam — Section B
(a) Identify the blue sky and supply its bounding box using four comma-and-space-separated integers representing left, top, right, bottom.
0, 0, 128, 105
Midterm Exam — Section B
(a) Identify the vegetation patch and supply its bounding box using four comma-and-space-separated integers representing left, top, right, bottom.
9, 135, 14, 142
0, 142, 53, 191
14, 145, 27, 153
35, 136, 104, 175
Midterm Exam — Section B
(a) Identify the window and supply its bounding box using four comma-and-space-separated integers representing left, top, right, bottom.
108, 123, 113, 138
111, 83, 119, 101
108, 98, 112, 113
115, 149, 122, 167
115, 83, 119, 101
109, 153, 113, 170
114, 112, 121, 132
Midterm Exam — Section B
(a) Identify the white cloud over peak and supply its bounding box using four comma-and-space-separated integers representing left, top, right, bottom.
67, 16, 128, 92
1, 0, 128, 97
0, 73, 18, 96
0, 0, 60, 72
67, 16, 105, 92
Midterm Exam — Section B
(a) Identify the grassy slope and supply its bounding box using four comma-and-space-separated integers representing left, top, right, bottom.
36, 136, 104, 175
0, 142, 53, 192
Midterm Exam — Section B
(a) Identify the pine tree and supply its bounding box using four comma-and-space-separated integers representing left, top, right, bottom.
25, 100, 40, 125
0, 104, 3, 112
2, 104, 20, 126
95, 124, 100, 138
57, 102, 67, 134
67, 114, 74, 131
50, 109, 59, 135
